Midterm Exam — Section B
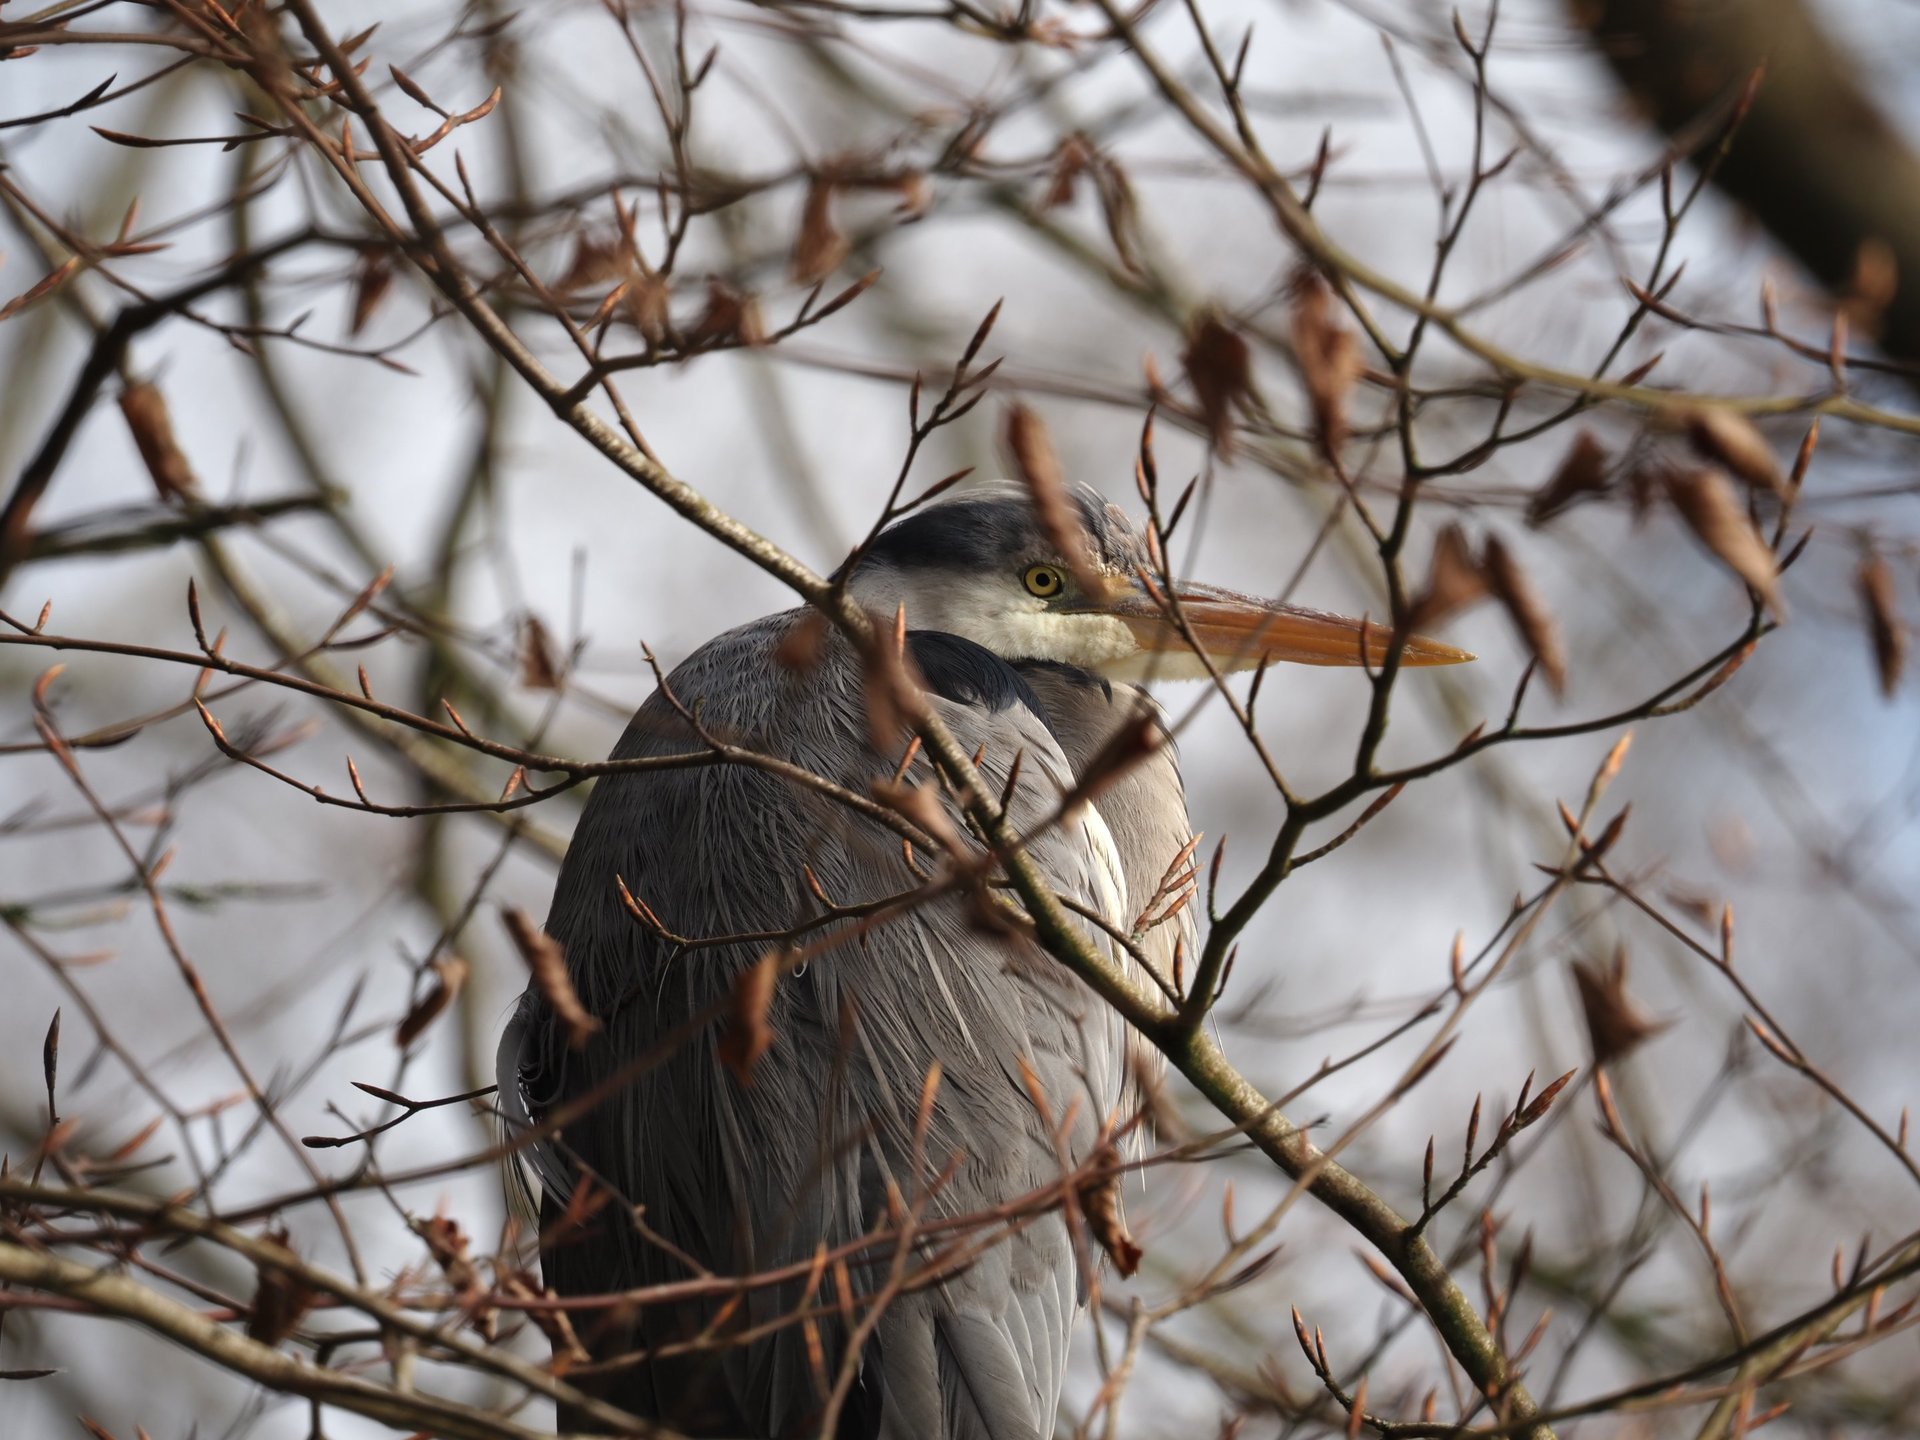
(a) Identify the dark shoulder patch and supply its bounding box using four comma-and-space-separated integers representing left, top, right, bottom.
1016, 658, 1113, 705
908, 631, 1045, 716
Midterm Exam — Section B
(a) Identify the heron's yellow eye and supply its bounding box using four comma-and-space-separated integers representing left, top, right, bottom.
1023, 565, 1066, 598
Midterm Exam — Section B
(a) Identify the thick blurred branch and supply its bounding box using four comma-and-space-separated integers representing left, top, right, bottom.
0, 1241, 593, 1440
1577, 0, 1920, 378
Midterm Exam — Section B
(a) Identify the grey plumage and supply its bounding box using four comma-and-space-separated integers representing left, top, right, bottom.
499, 481, 1466, 1436
499, 485, 1298, 1438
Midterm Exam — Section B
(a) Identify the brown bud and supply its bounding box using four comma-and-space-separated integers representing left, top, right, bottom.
792, 177, 850, 286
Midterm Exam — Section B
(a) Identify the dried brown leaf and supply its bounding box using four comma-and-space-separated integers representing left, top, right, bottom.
891, 171, 931, 220
718, 952, 781, 1083
518, 614, 562, 690
1081, 1172, 1143, 1278
622, 269, 671, 345
870, 778, 964, 857
1406, 524, 1490, 632
1527, 429, 1611, 526
555, 232, 624, 294
348, 247, 393, 335
1573, 950, 1670, 1066
1091, 157, 1143, 276
1680, 406, 1786, 498
857, 610, 932, 749
1482, 535, 1567, 696
774, 610, 830, 672
1042, 134, 1094, 209
1845, 238, 1898, 334
685, 279, 764, 348
118, 382, 198, 501
413, 1212, 483, 1300
1288, 270, 1361, 457
792, 177, 849, 286
1073, 711, 1164, 804
1182, 309, 1252, 459
502, 907, 599, 1048
245, 1229, 317, 1347
1664, 466, 1784, 616
395, 953, 468, 1049
1004, 404, 1108, 600
1859, 551, 1907, 698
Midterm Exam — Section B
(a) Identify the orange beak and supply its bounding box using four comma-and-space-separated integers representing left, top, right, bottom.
1094, 581, 1473, 673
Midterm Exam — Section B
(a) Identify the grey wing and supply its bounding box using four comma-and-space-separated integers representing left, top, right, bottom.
1016, 666, 1196, 1056
499, 615, 1133, 1438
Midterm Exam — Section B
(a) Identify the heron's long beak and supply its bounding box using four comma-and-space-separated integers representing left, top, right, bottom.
1091, 579, 1473, 673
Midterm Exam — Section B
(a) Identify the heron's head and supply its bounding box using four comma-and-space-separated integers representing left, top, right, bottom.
841, 482, 1471, 682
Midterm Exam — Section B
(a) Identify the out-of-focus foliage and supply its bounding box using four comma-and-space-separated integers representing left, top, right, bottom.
2, 1, 1919, 1437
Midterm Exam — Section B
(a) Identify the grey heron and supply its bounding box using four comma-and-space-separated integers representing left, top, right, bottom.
499, 483, 1468, 1437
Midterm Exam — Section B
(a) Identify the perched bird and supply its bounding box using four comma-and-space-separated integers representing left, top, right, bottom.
498, 483, 1467, 1438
